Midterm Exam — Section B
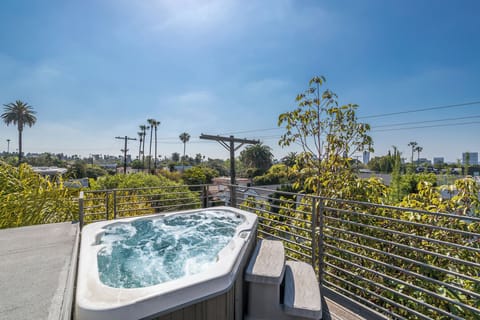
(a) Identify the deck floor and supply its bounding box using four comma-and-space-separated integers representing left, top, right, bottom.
322, 287, 386, 320
0, 222, 79, 320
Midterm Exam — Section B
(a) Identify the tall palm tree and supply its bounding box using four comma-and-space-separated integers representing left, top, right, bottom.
152, 120, 161, 171
415, 146, 423, 166
407, 141, 418, 164
137, 131, 143, 162
139, 125, 148, 167
1, 100, 37, 165
147, 119, 156, 171
179, 132, 190, 171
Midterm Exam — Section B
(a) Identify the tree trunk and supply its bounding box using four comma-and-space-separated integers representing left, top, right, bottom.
17, 124, 23, 166
154, 126, 158, 170
148, 127, 153, 172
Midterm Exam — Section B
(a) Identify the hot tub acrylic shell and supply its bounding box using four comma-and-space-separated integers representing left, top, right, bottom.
75, 207, 257, 320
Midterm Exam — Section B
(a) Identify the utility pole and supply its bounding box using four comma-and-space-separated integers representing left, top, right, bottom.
199, 134, 259, 206
115, 136, 137, 174
6, 139, 10, 153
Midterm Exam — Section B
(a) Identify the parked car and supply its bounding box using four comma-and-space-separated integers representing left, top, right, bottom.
426, 167, 439, 174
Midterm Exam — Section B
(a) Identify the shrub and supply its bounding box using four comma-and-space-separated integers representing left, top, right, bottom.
0, 161, 78, 229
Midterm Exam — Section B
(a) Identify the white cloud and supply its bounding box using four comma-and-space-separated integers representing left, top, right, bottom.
244, 78, 290, 95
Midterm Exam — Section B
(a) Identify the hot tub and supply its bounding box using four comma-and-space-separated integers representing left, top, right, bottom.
75, 207, 257, 320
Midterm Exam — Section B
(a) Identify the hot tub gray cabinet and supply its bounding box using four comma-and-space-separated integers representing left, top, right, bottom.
75, 207, 257, 320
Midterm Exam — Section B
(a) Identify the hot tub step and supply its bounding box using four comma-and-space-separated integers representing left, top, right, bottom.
245, 239, 286, 319
245, 239, 285, 284
283, 261, 322, 320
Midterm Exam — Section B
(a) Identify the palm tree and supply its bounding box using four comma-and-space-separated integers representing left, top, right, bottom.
239, 143, 273, 176
139, 125, 148, 167
152, 120, 161, 171
1, 100, 37, 165
281, 152, 298, 167
415, 146, 423, 166
407, 141, 417, 164
179, 132, 191, 171
147, 119, 156, 172
137, 131, 143, 162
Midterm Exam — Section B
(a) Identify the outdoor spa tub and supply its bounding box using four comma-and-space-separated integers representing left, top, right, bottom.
75, 207, 257, 320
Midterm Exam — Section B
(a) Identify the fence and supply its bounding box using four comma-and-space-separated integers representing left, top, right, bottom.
77, 184, 480, 319
78, 184, 222, 227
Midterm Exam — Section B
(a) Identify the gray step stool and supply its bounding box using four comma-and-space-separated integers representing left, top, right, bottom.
284, 260, 322, 319
245, 239, 285, 320
245, 239, 322, 320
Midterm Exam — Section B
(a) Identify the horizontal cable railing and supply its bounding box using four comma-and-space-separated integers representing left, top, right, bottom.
78, 184, 218, 225
231, 185, 480, 320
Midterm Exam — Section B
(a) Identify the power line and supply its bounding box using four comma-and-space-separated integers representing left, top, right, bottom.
373, 115, 480, 128
371, 121, 480, 132
359, 100, 480, 119
219, 127, 282, 135
213, 101, 480, 136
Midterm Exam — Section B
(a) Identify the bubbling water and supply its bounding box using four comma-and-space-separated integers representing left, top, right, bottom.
97, 210, 243, 288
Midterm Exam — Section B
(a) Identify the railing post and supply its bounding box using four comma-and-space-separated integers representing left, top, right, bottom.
79, 191, 84, 230
113, 189, 118, 220
318, 198, 324, 286
105, 191, 110, 220
230, 184, 237, 208
311, 196, 317, 273
201, 185, 209, 208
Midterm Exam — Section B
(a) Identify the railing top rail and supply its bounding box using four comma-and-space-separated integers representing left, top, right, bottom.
81, 184, 210, 193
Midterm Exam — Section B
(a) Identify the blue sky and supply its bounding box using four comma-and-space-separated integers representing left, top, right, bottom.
0, 0, 479, 163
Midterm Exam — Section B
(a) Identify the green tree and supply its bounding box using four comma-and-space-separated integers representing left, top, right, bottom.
202, 158, 229, 176
368, 154, 394, 173
171, 152, 180, 163
182, 166, 219, 186
147, 119, 158, 172
139, 124, 148, 167
131, 159, 144, 169
281, 152, 297, 167
278, 76, 372, 196
1, 100, 37, 165
152, 120, 161, 171
66, 161, 87, 178
194, 153, 203, 165
415, 145, 423, 165
239, 143, 273, 177
179, 132, 190, 170
408, 141, 418, 165
253, 163, 291, 185
137, 131, 143, 161
85, 165, 108, 179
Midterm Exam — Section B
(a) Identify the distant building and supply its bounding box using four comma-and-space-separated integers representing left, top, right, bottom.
32, 166, 68, 176
462, 152, 479, 165
433, 157, 444, 165
362, 151, 370, 164
417, 158, 431, 165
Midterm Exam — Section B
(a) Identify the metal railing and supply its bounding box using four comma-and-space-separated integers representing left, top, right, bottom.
229, 185, 480, 320
76, 184, 480, 319
78, 184, 225, 228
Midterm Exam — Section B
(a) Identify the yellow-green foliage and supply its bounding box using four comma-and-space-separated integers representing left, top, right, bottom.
82, 173, 201, 222
239, 177, 480, 319
0, 161, 78, 229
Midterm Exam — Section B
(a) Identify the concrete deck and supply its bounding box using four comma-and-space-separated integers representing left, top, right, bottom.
0, 222, 79, 320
